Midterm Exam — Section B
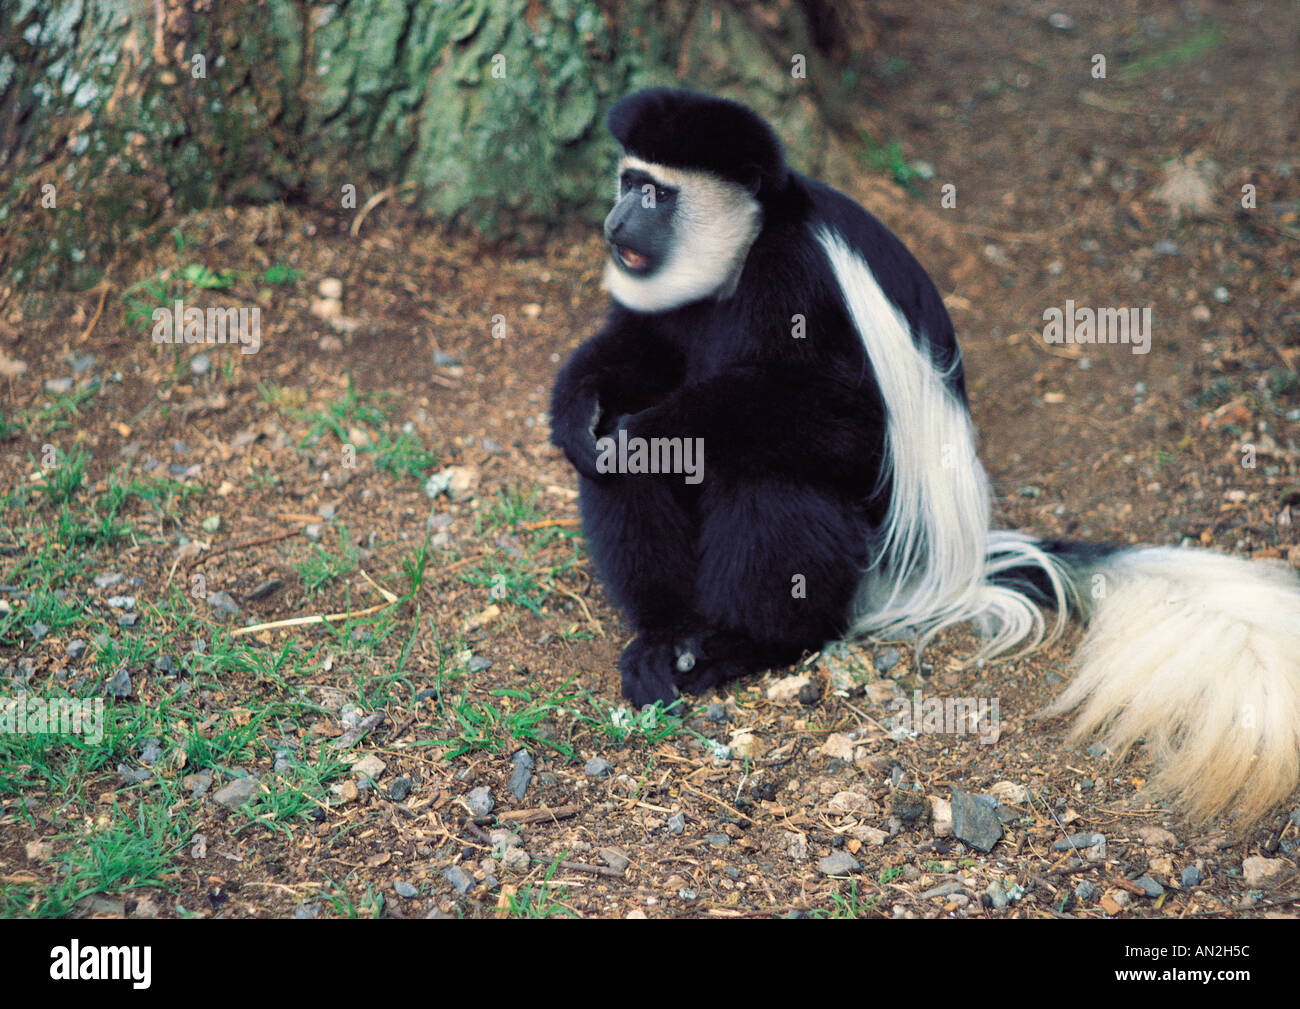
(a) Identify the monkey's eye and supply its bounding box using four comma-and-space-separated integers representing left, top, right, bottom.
654, 186, 673, 204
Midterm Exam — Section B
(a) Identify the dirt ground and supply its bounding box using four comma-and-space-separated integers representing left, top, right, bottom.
1, 0, 1298, 918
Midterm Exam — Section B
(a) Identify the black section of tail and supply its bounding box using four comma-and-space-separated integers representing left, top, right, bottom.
987, 539, 1123, 609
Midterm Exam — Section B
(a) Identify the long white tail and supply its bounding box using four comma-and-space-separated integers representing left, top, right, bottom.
1049, 547, 1300, 824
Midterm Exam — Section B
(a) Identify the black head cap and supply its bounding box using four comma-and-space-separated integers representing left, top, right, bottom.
606, 88, 788, 196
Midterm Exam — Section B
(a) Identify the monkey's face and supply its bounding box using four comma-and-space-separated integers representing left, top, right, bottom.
602, 155, 763, 314
604, 167, 676, 277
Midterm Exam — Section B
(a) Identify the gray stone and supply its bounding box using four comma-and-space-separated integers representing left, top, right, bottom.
875, 647, 900, 672
294, 902, 320, 919
1180, 865, 1202, 888
389, 776, 414, 802
213, 776, 260, 808
394, 881, 418, 898
584, 757, 613, 778
206, 591, 240, 619
65, 638, 87, 660
117, 613, 139, 628
190, 353, 210, 376
139, 740, 164, 765
1075, 880, 1096, 901
667, 811, 685, 835
507, 750, 533, 801
705, 833, 731, 847
1053, 832, 1106, 852
444, 865, 475, 894
31, 621, 50, 640
103, 667, 132, 698
921, 881, 965, 899
466, 786, 493, 816
1134, 876, 1164, 898
950, 788, 1004, 852
818, 851, 859, 875
705, 702, 727, 723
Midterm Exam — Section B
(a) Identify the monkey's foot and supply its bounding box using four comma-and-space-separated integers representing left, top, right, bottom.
619, 633, 681, 708
672, 630, 807, 696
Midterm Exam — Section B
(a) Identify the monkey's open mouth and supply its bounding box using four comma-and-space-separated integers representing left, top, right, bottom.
613, 244, 651, 272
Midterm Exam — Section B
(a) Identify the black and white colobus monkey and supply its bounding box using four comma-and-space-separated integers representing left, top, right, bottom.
550, 88, 1300, 826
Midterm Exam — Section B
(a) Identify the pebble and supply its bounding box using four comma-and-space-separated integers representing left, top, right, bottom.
319, 277, 343, 300
466, 656, 492, 673
117, 763, 152, 783
818, 851, 859, 875
481, 437, 501, 454
667, 811, 685, 835
107, 595, 135, 609
986, 882, 1009, 909
1153, 239, 1181, 255
213, 776, 260, 808
705, 833, 731, 848
139, 740, 164, 765
705, 703, 727, 723
31, 621, 51, 640
466, 786, 494, 816
1242, 855, 1287, 888
1075, 881, 1096, 901
182, 772, 212, 797
444, 866, 475, 894
190, 354, 210, 377
104, 667, 132, 698
65, 639, 87, 660
206, 591, 240, 619
352, 753, 386, 781
389, 776, 414, 802
501, 846, 530, 872
94, 572, 125, 588
394, 881, 418, 899
950, 788, 1003, 852
1212, 286, 1229, 303
1134, 876, 1164, 898
45, 377, 74, 394
1180, 865, 1202, 888
921, 881, 965, 899
584, 757, 613, 778
433, 350, 459, 367
875, 647, 900, 672
294, 902, 320, 919
507, 750, 533, 801
117, 613, 139, 628
1054, 832, 1106, 852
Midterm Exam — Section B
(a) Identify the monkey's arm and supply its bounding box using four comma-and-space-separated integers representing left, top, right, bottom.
619, 365, 885, 492
550, 311, 685, 479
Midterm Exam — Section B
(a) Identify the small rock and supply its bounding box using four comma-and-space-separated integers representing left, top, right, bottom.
600, 847, 630, 874
1133, 824, 1177, 847
930, 796, 954, 837
1075, 881, 1097, 901
705, 702, 727, 723
1054, 832, 1106, 852
989, 781, 1029, 805
667, 811, 685, 835
65, 639, 87, 660
106, 595, 135, 610
466, 786, 494, 816
94, 572, 125, 588
501, 846, 530, 872
206, 591, 241, 619
213, 776, 260, 808
394, 881, 418, 899
352, 753, 386, 780
921, 881, 965, 899
950, 788, 1003, 852
875, 647, 900, 673
705, 833, 731, 848
182, 772, 212, 797
1134, 876, 1165, 898
1242, 855, 1288, 889
103, 667, 132, 699
584, 757, 614, 778
139, 740, 164, 765
507, 750, 533, 801
330, 779, 359, 803
389, 776, 414, 802
318, 277, 343, 300
766, 673, 810, 702
1180, 865, 1202, 888
294, 902, 320, 919
818, 851, 859, 876
190, 354, 210, 377
444, 865, 475, 894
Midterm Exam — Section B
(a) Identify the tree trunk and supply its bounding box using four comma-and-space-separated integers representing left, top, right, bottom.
0, 0, 878, 291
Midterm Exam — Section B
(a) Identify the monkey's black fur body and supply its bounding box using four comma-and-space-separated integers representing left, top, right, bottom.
552, 90, 968, 705
547, 91, 1300, 829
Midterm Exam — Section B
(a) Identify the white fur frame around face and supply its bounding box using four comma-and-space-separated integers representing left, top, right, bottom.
602, 156, 763, 313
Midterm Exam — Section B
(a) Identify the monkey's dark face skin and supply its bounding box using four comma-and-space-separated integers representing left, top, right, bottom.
603, 168, 676, 276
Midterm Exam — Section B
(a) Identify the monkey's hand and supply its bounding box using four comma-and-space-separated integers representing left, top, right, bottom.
551, 393, 610, 481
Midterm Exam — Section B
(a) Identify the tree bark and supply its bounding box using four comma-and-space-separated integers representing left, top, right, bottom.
0, 0, 877, 290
